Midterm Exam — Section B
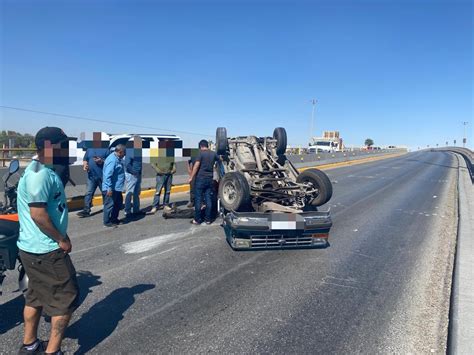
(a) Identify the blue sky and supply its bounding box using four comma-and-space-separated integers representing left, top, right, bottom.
1, 0, 472, 150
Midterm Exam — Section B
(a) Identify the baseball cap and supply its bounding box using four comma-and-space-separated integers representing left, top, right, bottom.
35, 127, 70, 149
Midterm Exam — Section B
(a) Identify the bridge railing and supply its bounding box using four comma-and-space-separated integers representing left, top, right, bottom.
0, 148, 36, 167
436, 147, 474, 182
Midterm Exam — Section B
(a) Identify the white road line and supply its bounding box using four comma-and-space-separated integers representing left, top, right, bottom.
72, 241, 116, 255
139, 246, 178, 260
121, 229, 196, 254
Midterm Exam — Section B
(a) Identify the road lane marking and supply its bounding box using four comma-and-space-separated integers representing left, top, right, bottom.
139, 246, 178, 260
320, 281, 365, 290
121, 230, 194, 254
72, 241, 116, 255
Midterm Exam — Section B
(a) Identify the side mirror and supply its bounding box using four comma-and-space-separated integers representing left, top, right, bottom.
8, 159, 19, 174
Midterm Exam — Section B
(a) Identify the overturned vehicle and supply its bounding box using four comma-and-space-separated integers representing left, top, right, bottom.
216, 127, 333, 250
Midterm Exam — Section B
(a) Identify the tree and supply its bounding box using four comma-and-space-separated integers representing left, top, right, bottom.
0, 131, 35, 148
364, 138, 374, 147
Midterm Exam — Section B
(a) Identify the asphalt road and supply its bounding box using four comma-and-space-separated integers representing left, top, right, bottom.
0, 151, 458, 354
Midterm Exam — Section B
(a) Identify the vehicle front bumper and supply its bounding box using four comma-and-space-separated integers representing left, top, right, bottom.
223, 210, 332, 250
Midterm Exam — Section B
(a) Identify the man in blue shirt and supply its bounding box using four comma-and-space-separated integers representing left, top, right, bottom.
17, 127, 79, 355
102, 144, 126, 227
124, 136, 143, 218
77, 144, 109, 217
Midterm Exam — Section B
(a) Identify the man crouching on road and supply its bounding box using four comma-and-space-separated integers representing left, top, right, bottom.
17, 127, 79, 355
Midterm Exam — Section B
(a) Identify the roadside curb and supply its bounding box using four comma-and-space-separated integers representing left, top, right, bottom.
67, 184, 190, 211
67, 152, 406, 211
447, 154, 474, 354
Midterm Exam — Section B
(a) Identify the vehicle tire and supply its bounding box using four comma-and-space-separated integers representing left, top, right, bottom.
273, 127, 287, 156
216, 127, 228, 155
297, 168, 333, 206
218, 172, 251, 211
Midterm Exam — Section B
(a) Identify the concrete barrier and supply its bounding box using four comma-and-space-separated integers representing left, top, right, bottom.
436, 147, 474, 181
0, 149, 407, 210
447, 153, 474, 354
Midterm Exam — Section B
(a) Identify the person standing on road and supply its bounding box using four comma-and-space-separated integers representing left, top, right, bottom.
187, 155, 196, 208
77, 141, 108, 218
124, 136, 143, 219
188, 140, 218, 225
17, 127, 79, 355
102, 144, 126, 227
150, 157, 176, 214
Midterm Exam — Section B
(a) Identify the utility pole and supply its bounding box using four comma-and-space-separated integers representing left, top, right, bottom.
309, 99, 317, 145
462, 121, 468, 148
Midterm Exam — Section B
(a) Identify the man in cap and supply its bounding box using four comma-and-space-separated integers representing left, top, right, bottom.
17, 127, 79, 355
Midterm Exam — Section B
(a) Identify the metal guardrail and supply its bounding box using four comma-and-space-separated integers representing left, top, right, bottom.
0, 148, 36, 167
436, 147, 474, 182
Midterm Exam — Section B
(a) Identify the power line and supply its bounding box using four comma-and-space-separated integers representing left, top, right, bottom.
0, 105, 214, 137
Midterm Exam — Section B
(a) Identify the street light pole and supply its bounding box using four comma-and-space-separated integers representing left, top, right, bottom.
310, 99, 317, 145
462, 121, 468, 148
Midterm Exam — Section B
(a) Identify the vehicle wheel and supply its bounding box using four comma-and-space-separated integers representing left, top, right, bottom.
218, 172, 250, 211
297, 168, 333, 206
216, 127, 228, 155
273, 127, 287, 156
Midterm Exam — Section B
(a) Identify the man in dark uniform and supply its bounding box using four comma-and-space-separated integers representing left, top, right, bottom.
188, 140, 218, 225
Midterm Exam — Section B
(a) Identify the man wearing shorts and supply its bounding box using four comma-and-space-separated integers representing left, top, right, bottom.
17, 127, 79, 355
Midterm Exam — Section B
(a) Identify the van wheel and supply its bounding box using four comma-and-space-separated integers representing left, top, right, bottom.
297, 168, 333, 206
218, 172, 250, 211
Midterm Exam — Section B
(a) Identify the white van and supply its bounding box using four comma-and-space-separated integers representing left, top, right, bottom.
108, 133, 181, 150
74, 132, 182, 164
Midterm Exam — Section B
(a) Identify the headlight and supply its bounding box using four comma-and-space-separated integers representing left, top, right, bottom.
233, 216, 268, 226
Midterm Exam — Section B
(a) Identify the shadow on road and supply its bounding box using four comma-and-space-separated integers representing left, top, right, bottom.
88, 209, 104, 218
0, 292, 24, 335
66, 283, 155, 355
0, 270, 101, 335
76, 270, 103, 306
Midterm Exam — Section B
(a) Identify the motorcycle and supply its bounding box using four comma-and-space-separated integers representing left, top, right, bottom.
0, 159, 28, 296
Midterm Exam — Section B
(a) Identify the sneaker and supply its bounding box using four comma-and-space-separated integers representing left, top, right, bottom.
18, 339, 48, 354
150, 207, 157, 214
103, 223, 117, 228
205, 221, 212, 225
190, 219, 201, 225
44, 350, 64, 355
76, 210, 90, 218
